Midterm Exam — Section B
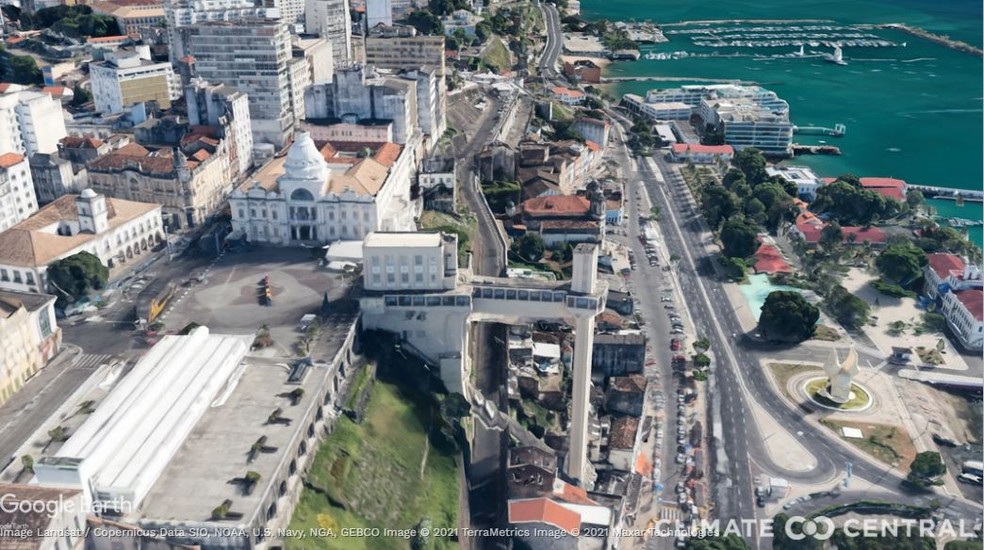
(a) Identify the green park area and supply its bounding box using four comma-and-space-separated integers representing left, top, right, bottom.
287, 382, 459, 550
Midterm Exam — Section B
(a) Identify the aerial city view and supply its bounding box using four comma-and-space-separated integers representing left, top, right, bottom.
0, 0, 981, 548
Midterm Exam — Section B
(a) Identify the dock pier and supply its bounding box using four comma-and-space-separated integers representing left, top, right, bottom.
909, 184, 984, 203
791, 144, 842, 156
880, 23, 983, 57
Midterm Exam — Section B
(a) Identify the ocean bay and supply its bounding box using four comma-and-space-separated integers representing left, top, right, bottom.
583, 0, 983, 245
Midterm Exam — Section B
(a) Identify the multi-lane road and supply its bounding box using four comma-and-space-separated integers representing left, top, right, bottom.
609, 122, 984, 536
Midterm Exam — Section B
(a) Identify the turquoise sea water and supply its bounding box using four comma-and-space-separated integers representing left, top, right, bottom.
739, 274, 807, 322
583, 0, 983, 246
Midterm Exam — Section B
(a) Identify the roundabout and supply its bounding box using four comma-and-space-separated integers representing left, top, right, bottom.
802, 377, 873, 412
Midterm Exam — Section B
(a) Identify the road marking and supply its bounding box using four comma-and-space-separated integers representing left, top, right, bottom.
73, 353, 113, 370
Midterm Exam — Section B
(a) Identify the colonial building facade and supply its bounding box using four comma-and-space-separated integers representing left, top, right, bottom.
229, 131, 416, 245
87, 141, 230, 228
0, 190, 161, 294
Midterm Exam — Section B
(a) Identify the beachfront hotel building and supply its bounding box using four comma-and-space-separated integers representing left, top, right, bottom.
621, 94, 691, 122
699, 96, 793, 155
627, 84, 793, 154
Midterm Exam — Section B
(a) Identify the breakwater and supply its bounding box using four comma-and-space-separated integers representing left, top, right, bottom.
880, 23, 983, 56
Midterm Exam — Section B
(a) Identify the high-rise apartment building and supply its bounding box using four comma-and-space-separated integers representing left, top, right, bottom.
182, 20, 296, 147
0, 153, 39, 232
0, 90, 67, 157
365, 0, 392, 28
162, 0, 280, 61
305, 0, 352, 66
305, 65, 419, 145
90, 47, 180, 114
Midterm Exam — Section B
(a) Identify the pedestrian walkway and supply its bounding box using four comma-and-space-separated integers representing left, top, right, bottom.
72, 354, 113, 370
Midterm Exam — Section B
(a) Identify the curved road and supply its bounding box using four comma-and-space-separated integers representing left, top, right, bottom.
539, 3, 562, 77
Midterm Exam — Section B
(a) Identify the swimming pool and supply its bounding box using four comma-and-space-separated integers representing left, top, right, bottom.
739, 273, 806, 322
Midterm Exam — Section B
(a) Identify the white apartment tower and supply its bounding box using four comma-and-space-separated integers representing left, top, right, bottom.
305, 0, 352, 67
182, 20, 296, 148
366, 0, 393, 28
0, 153, 40, 232
0, 90, 67, 157
162, 0, 280, 62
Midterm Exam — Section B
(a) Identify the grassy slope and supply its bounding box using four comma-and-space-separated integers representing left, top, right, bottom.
287, 383, 458, 550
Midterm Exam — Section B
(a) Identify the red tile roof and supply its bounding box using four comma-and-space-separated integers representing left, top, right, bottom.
954, 289, 984, 322
860, 177, 907, 189
671, 143, 734, 155
585, 140, 601, 152
42, 86, 69, 97
551, 86, 584, 98
928, 253, 966, 280
0, 152, 26, 169
60, 135, 105, 149
841, 226, 886, 244
522, 195, 591, 217
87, 35, 129, 43
753, 243, 792, 274
508, 498, 581, 534
794, 221, 822, 243
609, 416, 639, 449
821, 177, 906, 201
554, 481, 596, 505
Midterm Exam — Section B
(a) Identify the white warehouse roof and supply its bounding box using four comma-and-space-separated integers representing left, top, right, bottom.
364, 231, 441, 248
42, 327, 253, 510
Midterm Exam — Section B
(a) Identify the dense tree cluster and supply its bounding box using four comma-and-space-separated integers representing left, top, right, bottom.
908, 451, 946, 486
875, 242, 928, 286
759, 291, 818, 342
720, 217, 758, 259
47, 251, 109, 307
811, 178, 900, 226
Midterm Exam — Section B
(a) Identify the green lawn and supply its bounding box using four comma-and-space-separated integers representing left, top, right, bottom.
420, 210, 476, 268
287, 383, 459, 550
481, 36, 512, 73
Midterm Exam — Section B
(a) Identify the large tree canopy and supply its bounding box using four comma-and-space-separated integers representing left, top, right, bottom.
46, 251, 109, 306
720, 217, 758, 259
732, 148, 768, 185
701, 185, 740, 230
514, 233, 545, 262
759, 291, 818, 342
907, 451, 946, 489
811, 179, 899, 226
875, 242, 928, 286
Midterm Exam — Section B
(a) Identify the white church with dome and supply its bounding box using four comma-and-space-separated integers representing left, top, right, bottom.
228, 131, 417, 244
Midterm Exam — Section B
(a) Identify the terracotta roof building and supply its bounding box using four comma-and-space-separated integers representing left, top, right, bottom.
87, 133, 231, 229
0, 190, 161, 294
670, 143, 735, 164
228, 131, 416, 244
753, 242, 792, 274
519, 182, 606, 247
508, 497, 581, 534
923, 252, 984, 350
